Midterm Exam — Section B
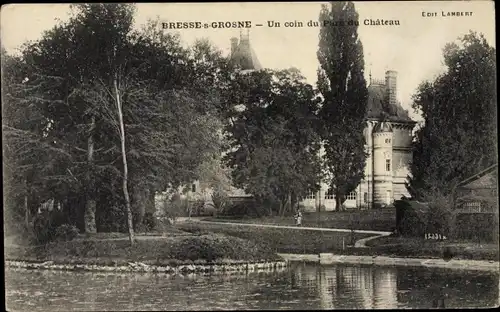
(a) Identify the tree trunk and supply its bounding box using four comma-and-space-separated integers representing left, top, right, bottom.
335, 191, 343, 212
285, 192, 292, 217
146, 187, 156, 215
279, 197, 287, 218
115, 76, 135, 246
84, 115, 97, 233
291, 192, 297, 214
131, 184, 146, 230
24, 178, 30, 230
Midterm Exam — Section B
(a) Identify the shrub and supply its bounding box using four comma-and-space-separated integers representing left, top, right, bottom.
54, 224, 79, 241
97, 203, 127, 233
33, 212, 52, 244
142, 212, 157, 232
32, 208, 72, 244
169, 234, 276, 262
212, 190, 230, 214
162, 194, 189, 223
222, 200, 257, 217
422, 191, 455, 238
191, 200, 205, 216
395, 200, 427, 237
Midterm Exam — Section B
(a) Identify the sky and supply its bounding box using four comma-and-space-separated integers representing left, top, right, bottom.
1, 2, 496, 121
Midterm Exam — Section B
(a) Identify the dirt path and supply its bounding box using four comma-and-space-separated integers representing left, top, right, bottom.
190, 219, 391, 235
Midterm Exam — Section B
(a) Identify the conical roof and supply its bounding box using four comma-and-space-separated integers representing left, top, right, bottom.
366, 82, 412, 122
230, 32, 262, 71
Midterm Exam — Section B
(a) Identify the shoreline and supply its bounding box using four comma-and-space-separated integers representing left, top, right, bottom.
6, 252, 499, 275
5, 259, 289, 275
278, 253, 500, 272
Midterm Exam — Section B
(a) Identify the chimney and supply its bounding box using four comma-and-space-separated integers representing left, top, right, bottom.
385, 70, 397, 107
230, 37, 238, 56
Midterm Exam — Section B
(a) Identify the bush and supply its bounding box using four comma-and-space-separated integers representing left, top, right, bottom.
32, 210, 70, 244
394, 200, 427, 237
33, 213, 52, 244
191, 200, 205, 216
221, 200, 258, 217
97, 203, 127, 233
162, 194, 189, 222
54, 224, 79, 241
169, 234, 276, 262
142, 212, 156, 232
212, 190, 230, 214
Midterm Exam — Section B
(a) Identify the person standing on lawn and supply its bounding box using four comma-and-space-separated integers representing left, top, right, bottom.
294, 210, 303, 226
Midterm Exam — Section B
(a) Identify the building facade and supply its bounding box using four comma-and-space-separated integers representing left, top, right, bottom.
302, 71, 416, 211
227, 33, 417, 211
156, 32, 416, 214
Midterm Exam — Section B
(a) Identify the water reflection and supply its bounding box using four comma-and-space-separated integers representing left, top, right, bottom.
5, 263, 499, 311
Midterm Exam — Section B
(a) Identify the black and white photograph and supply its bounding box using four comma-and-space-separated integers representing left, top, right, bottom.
2, 1, 498, 310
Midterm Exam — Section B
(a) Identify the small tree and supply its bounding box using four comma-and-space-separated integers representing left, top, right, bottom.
419, 189, 456, 239
162, 193, 188, 225
211, 187, 230, 216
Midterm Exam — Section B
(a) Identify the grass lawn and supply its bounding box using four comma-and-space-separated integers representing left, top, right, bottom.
365, 234, 499, 261
176, 222, 374, 254
176, 221, 499, 261
4, 225, 280, 265
206, 208, 396, 232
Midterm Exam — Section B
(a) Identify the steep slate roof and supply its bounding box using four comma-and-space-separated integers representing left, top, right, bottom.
229, 35, 262, 71
366, 83, 413, 123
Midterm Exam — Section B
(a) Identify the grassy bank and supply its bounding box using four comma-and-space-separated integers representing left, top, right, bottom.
206, 209, 396, 231
177, 222, 499, 261
176, 222, 373, 254
365, 235, 499, 261
4, 227, 281, 266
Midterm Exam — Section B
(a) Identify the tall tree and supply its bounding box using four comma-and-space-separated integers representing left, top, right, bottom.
408, 31, 497, 198
225, 68, 322, 216
71, 3, 137, 236
316, 2, 368, 211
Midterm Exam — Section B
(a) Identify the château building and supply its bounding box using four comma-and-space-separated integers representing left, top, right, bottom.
224, 32, 416, 211
156, 31, 416, 213
302, 71, 417, 211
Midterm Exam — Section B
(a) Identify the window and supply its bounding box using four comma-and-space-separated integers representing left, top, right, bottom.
325, 189, 334, 200
385, 138, 391, 144
363, 192, 368, 203
306, 191, 315, 200
192, 183, 196, 193
346, 192, 357, 200
464, 202, 482, 213
386, 159, 391, 172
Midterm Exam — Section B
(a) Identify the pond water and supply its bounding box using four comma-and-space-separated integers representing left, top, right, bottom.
5, 262, 499, 311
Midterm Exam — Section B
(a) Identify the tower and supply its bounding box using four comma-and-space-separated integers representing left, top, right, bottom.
372, 121, 394, 206
228, 31, 262, 71
230, 37, 238, 56
385, 70, 397, 107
